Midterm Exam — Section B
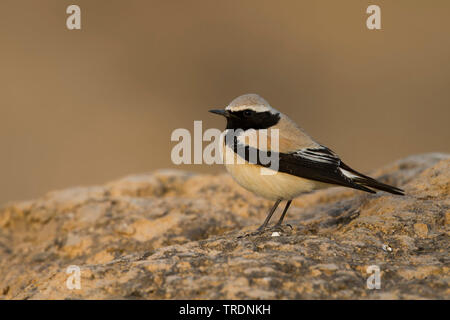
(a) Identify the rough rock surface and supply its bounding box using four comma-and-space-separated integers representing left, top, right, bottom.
0, 153, 449, 299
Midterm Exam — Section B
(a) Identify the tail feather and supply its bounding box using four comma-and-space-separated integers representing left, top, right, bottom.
353, 176, 405, 195
340, 162, 405, 196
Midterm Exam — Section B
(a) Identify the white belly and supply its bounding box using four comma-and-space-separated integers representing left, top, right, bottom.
223, 143, 329, 200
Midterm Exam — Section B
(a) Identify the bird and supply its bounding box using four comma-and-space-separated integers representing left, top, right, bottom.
209, 93, 404, 236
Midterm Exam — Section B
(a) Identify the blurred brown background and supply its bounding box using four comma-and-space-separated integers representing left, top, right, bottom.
0, 0, 449, 204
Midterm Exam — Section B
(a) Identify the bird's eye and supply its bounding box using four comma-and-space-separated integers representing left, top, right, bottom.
243, 110, 254, 117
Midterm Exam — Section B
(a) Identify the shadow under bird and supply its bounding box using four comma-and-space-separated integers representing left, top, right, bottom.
209, 94, 404, 236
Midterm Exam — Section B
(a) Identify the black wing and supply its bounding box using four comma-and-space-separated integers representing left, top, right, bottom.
228, 134, 403, 195
277, 147, 377, 193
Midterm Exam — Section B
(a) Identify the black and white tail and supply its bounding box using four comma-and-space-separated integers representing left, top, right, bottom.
339, 162, 404, 195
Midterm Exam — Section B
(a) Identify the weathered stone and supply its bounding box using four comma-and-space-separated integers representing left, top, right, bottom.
0, 153, 448, 299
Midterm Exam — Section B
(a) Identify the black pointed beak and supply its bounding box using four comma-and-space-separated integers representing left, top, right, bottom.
209, 109, 229, 117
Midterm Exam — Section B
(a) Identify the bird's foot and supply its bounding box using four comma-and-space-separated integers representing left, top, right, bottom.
268, 223, 293, 234
237, 226, 267, 238
237, 223, 293, 238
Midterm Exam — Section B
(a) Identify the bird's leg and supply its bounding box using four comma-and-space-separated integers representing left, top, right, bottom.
271, 200, 293, 231
256, 199, 282, 231
239, 199, 281, 237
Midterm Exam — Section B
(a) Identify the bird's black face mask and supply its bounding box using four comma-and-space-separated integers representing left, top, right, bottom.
209, 109, 280, 131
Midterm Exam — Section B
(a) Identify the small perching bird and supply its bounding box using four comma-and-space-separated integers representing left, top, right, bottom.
209, 94, 404, 236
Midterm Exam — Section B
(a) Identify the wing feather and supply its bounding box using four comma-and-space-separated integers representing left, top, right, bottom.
278, 147, 376, 193
227, 133, 403, 195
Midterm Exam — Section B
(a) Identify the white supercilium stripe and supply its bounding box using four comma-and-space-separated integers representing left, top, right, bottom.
225, 104, 277, 113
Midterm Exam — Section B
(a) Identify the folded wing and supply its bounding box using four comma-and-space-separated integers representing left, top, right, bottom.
230, 134, 404, 195
279, 146, 404, 195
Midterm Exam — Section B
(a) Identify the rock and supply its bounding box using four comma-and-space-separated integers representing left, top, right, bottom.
413, 223, 428, 238
445, 211, 450, 225
0, 153, 449, 299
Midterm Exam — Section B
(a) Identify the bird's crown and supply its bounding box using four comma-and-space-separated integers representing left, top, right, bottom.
226, 94, 279, 114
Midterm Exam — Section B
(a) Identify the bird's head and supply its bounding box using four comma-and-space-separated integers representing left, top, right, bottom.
209, 94, 281, 130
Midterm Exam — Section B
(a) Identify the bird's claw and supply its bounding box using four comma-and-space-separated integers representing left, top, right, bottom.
269, 223, 293, 233
237, 224, 293, 238
270, 223, 294, 232
237, 228, 265, 238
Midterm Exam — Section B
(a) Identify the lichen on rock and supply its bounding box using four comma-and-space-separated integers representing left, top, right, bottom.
0, 153, 448, 299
